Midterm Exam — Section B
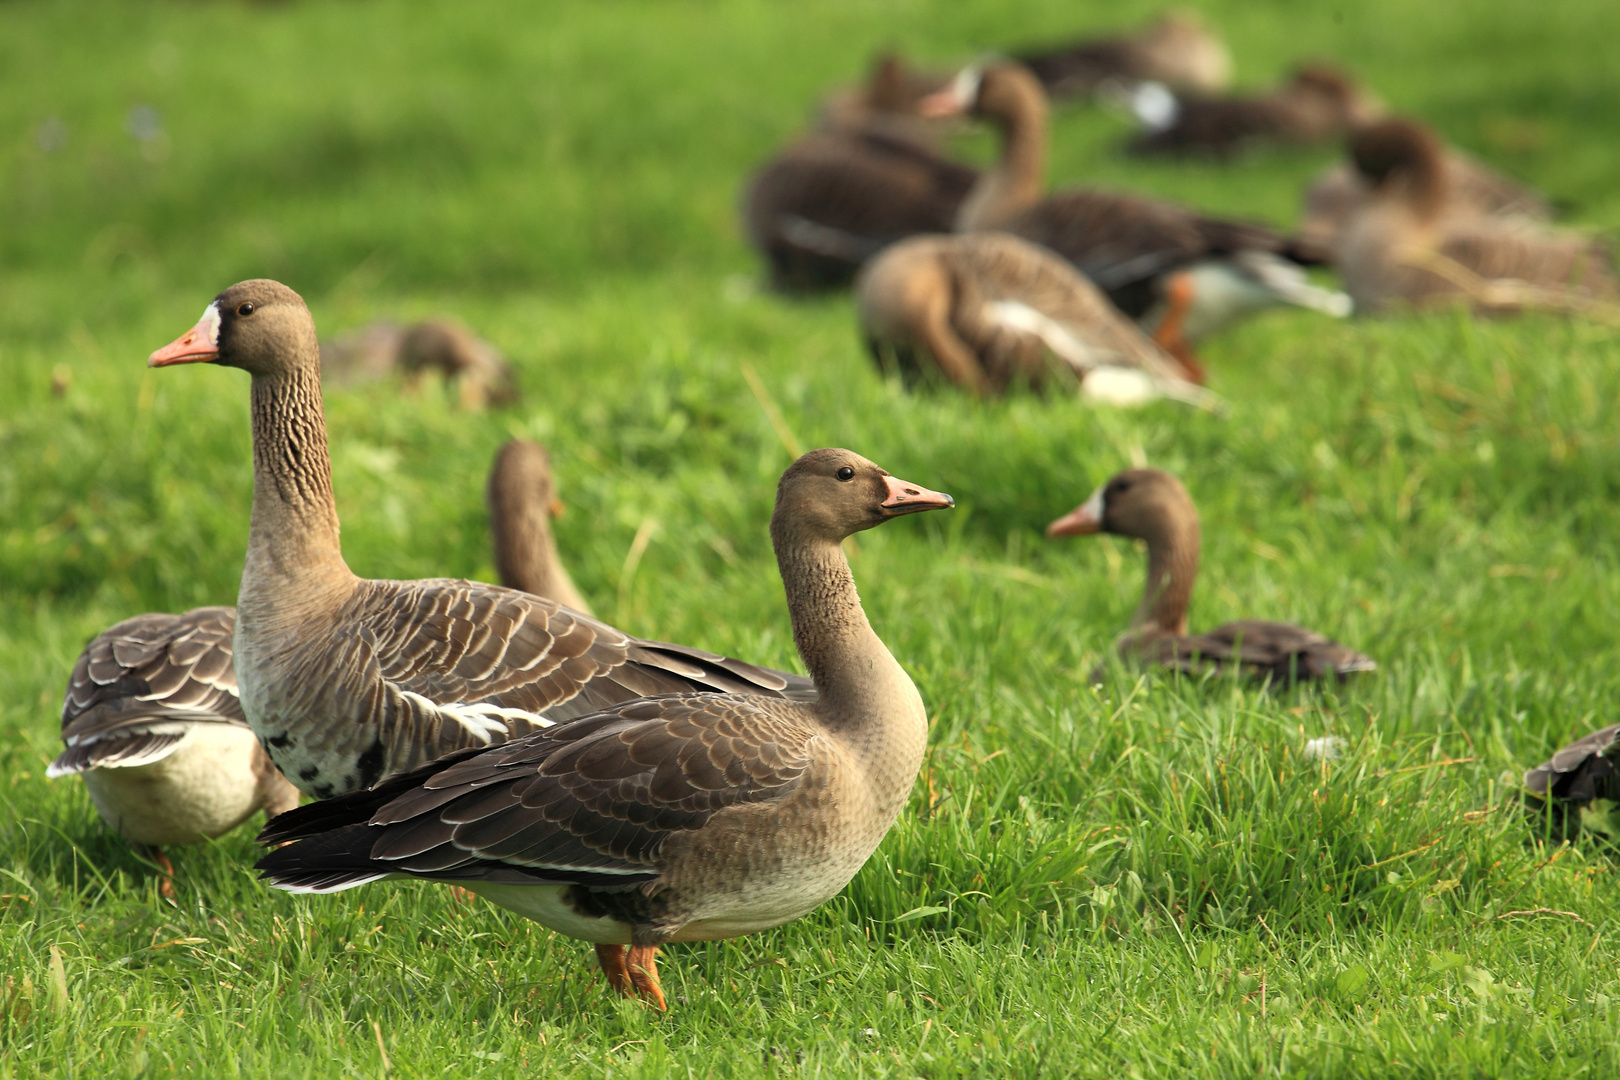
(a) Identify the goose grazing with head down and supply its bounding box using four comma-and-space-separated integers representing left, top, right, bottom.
47, 436, 597, 892
919, 62, 1349, 380
1335, 118, 1617, 315
1523, 724, 1620, 844
148, 280, 814, 801
257, 449, 953, 1008
1127, 64, 1381, 158
1047, 469, 1375, 683
856, 231, 1214, 406
487, 439, 594, 616
49, 608, 300, 895
1013, 11, 1232, 100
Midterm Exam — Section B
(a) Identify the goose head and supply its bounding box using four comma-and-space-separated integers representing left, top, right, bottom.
917, 62, 1046, 132
773, 449, 953, 544
1348, 118, 1447, 219
1046, 468, 1195, 542
149, 279, 318, 378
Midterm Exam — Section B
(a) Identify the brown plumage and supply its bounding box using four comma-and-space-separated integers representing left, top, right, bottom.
1013, 11, 1232, 99
318, 317, 518, 408
741, 126, 980, 291
817, 53, 956, 147
918, 62, 1349, 372
1047, 469, 1375, 683
1523, 724, 1620, 844
1128, 64, 1381, 157
148, 281, 814, 803
856, 232, 1209, 402
258, 449, 955, 1009
486, 439, 593, 616
1336, 118, 1617, 314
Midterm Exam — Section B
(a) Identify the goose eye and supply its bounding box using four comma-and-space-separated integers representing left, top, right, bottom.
836, 466, 855, 482
237, 302, 255, 317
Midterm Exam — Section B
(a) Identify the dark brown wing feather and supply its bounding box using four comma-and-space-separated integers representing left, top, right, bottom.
1012, 38, 1142, 98
257, 694, 817, 892
50, 607, 245, 777
1523, 724, 1620, 842
743, 129, 980, 291
1142, 620, 1376, 684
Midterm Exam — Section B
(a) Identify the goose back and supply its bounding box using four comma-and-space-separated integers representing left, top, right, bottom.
1524, 724, 1620, 843
1129, 65, 1379, 157
1013, 12, 1231, 99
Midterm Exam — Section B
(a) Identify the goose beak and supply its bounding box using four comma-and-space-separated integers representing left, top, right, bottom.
916, 65, 982, 119
880, 474, 954, 516
1046, 486, 1105, 537
148, 302, 221, 367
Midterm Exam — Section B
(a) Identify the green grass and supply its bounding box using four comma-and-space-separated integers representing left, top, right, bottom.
4, 0, 1620, 1075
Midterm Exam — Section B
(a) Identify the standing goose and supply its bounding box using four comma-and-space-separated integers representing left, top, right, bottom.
148, 280, 812, 800
856, 231, 1213, 405
1047, 469, 1375, 682
487, 439, 594, 616
919, 62, 1349, 378
1012, 11, 1232, 100
49, 608, 299, 895
256, 449, 954, 1009
1127, 65, 1381, 158
1335, 118, 1617, 314
47, 438, 598, 890
1523, 725, 1620, 843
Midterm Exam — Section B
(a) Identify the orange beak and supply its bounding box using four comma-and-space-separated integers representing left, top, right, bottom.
148, 303, 221, 368
880, 474, 954, 516
1046, 485, 1105, 538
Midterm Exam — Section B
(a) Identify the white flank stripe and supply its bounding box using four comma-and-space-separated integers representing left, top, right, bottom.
399, 691, 554, 744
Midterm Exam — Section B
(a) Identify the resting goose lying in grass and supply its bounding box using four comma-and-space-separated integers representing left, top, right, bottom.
1524, 724, 1620, 843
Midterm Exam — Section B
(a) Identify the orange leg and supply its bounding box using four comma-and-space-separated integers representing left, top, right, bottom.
627, 945, 667, 1011
595, 943, 634, 997
448, 885, 478, 905
151, 848, 176, 900
1150, 271, 1207, 385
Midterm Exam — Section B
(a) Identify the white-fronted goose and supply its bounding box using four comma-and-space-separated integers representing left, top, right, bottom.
1301, 147, 1551, 255
817, 53, 956, 147
856, 231, 1213, 405
148, 281, 813, 800
487, 439, 594, 616
1047, 469, 1375, 683
1335, 118, 1617, 314
318, 318, 518, 408
920, 63, 1349, 378
1523, 724, 1620, 843
741, 125, 980, 291
49, 608, 299, 893
1128, 64, 1381, 158
46, 437, 601, 889
256, 449, 953, 1008
1013, 11, 1232, 100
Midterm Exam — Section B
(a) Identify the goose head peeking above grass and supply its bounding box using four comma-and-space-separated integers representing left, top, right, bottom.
255, 448, 953, 1008
1047, 468, 1375, 684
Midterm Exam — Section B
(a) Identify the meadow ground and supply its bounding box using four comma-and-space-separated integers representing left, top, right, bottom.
3, 0, 1620, 1075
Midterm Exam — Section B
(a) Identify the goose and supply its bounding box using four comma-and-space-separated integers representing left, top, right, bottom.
1013, 11, 1232, 101
1523, 724, 1620, 843
741, 126, 980, 292
487, 438, 594, 616
1335, 118, 1617, 314
1047, 468, 1375, 682
49, 608, 299, 896
856, 231, 1214, 406
318, 317, 518, 408
147, 280, 814, 801
1300, 146, 1551, 256
919, 62, 1350, 379
817, 53, 956, 147
47, 437, 598, 891
255, 448, 954, 1009
1127, 64, 1381, 158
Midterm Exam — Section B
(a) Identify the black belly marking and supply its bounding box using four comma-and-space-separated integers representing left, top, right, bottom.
354, 740, 386, 790
566, 884, 665, 928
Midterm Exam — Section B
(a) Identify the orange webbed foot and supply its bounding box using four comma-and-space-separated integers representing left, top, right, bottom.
627, 944, 667, 1011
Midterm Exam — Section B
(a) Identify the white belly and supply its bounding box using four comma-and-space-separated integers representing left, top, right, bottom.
464, 883, 633, 945
81, 723, 267, 846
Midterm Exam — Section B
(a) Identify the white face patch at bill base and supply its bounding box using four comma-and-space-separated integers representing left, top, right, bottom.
950, 64, 984, 109
198, 301, 222, 346
1080, 483, 1106, 525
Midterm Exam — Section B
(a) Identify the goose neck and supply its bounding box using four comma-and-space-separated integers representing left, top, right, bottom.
1130, 517, 1199, 637
957, 89, 1048, 231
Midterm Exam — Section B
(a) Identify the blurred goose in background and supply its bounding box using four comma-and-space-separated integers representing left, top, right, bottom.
48, 437, 594, 892
817, 52, 957, 147
857, 231, 1213, 405
1013, 10, 1232, 100
256, 449, 954, 1009
1336, 118, 1617, 314
1301, 140, 1551, 255
1126, 64, 1381, 157
1047, 469, 1376, 683
318, 317, 518, 408
919, 62, 1349, 380
49, 608, 299, 897
147, 280, 814, 801
1524, 724, 1620, 843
